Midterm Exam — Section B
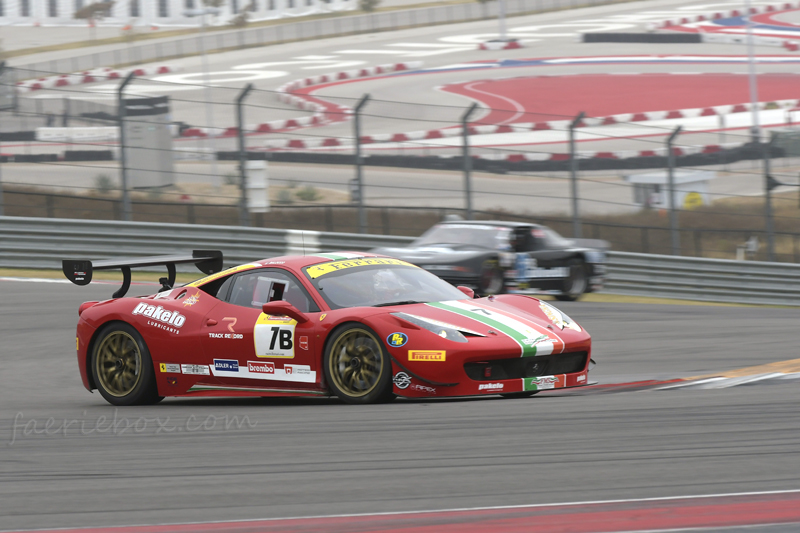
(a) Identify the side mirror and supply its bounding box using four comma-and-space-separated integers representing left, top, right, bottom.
457, 286, 475, 299
261, 300, 308, 323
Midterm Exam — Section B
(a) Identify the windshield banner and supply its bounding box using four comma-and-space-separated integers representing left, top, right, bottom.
306, 258, 416, 279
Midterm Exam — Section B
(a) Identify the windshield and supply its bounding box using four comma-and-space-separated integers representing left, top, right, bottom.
304, 258, 467, 310
533, 226, 573, 248
412, 224, 511, 250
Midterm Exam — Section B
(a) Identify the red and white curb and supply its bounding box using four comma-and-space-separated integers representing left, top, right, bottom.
179, 62, 424, 139
646, 1, 800, 30
701, 33, 800, 50
478, 39, 523, 51
467, 143, 738, 162
257, 98, 799, 150
16, 65, 181, 93
253, 141, 738, 160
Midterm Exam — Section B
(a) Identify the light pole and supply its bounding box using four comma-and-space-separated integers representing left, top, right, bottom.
569, 111, 586, 238
498, 0, 507, 40
667, 126, 683, 256
744, 0, 760, 142
117, 71, 136, 222
184, 7, 221, 188
354, 94, 370, 233
461, 103, 479, 220
237, 83, 254, 227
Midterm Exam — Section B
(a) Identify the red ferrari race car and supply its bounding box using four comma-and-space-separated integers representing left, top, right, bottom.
64, 251, 594, 405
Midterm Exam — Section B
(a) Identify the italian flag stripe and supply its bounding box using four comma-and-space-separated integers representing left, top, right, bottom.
427, 301, 531, 357
311, 253, 364, 261
465, 300, 565, 355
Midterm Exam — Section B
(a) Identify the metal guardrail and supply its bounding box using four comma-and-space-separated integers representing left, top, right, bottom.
604, 252, 800, 306
3, 216, 800, 306
0, 216, 414, 271
11, 0, 617, 76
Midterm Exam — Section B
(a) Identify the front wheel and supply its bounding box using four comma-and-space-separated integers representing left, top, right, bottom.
324, 324, 393, 404
91, 322, 162, 406
555, 259, 587, 302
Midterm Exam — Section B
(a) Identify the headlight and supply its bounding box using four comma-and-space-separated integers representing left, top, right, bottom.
539, 301, 582, 332
392, 312, 470, 343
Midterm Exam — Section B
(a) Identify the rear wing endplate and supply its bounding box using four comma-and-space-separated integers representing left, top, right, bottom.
62, 250, 224, 298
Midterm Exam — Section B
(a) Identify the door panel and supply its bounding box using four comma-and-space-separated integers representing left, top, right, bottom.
201, 268, 323, 391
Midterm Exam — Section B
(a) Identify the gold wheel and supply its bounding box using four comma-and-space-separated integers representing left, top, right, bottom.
328, 328, 384, 399
95, 330, 142, 398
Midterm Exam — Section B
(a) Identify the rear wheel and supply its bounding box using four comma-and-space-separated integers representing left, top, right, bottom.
324, 325, 393, 404
555, 259, 587, 302
478, 259, 505, 295
91, 323, 162, 406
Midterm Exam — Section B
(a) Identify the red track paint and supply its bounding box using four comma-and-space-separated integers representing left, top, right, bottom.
8, 491, 800, 533
440, 73, 800, 124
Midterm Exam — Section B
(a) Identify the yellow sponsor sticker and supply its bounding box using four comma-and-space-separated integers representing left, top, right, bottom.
76, 337, 79, 351
159, 363, 166, 373
409, 350, 446, 362
306, 258, 416, 279
187, 263, 263, 287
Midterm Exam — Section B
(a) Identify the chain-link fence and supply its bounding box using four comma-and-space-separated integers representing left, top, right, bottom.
2, 63, 800, 262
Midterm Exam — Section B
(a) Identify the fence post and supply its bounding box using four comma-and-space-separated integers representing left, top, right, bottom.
763, 137, 778, 261
667, 125, 682, 255
236, 83, 254, 228
0, 63, 3, 217
462, 103, 479, 220
569, 111, 586, 238
117, 71, 136, 222
353, 94, 370, 234
641, 227, 649, 254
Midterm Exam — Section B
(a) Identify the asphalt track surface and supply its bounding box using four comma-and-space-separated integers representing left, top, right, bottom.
2, 278, 800, 531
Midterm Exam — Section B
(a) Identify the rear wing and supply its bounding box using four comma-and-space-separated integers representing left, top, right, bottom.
62, 250, 224, 298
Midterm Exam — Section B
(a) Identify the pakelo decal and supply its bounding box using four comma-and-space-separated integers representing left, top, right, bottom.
254, 314, 296, 358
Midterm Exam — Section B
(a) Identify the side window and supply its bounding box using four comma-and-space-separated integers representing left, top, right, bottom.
226, 270, 319, 313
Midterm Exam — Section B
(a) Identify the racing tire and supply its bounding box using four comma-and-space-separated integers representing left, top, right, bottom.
478, 259, 505, 296
90, 322, 162, 406
555, 259, 588, 302
500, 391, 539, 399
324, 324, 394, 405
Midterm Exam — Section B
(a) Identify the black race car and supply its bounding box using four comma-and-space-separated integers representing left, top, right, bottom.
373, 220, 608, 301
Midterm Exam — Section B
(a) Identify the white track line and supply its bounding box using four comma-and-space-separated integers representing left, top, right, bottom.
5, 488, 800, 532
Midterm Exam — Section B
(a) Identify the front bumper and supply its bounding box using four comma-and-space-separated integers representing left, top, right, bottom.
392, 350, 592, 398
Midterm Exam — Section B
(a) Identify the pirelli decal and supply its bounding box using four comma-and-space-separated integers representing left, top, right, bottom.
306, 258, 417, 279
409, 350, 446, 362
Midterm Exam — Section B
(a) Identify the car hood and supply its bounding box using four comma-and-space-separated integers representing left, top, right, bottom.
373, 246, 490, 264
389, 298, 576, 357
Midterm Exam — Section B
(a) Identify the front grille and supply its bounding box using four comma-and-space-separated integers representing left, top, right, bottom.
464, 352, 588, 381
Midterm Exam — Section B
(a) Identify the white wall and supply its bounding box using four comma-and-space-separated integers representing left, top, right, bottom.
0, 0, 355, 26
